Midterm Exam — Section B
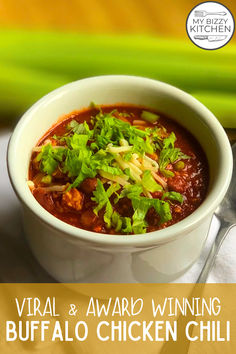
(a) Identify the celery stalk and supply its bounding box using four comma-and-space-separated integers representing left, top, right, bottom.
0, 63, 68, 115
0, 30, 235, 128
192, 92, 236, 128
0, 30, 235, 93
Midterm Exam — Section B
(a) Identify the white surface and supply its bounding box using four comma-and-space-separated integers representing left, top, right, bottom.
1, 131, 235, 283
0, 131, 53, 282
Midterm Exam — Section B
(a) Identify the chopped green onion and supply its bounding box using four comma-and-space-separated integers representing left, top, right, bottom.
174, 161, 185, 171
41, 175, 52, 184
141, 110, 160, 123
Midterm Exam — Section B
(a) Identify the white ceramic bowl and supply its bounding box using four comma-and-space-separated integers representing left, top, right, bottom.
7, 75, 233, 283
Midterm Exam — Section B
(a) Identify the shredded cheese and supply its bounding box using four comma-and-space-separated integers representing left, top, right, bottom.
143, 188, 153, 199
130, 154, 142, 167
133, 120, 148, 126
107, 144, 132, 154
99, 170, 130, 186
127, 161, 142, 176
119, 139, 129, 146
27, 180, 35, 189
144, 155, 159, 169
28, 184, 68, 192
151, 171, 168, 190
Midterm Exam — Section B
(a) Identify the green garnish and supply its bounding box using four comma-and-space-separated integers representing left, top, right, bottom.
41, 175, 52, 184
111, 212, 132, 234
115, 184, 143, 202
159, 133, 190, 178
92, 180, 120, 228
36, 145, 66, 175
67, 120, 93, 137
141, 170, 162, 192
90, 101, 101, 110
131, 197, 171, 234
33, 107, 189, 234
162, 191, 184, 204
93, 112, 149, 155
174, 161, 185, 171
141, 110, 160, 123
114, 183, 171, 233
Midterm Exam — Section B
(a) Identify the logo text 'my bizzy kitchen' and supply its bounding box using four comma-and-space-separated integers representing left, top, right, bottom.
186, 2, 235, 50
190, 17, 231, 33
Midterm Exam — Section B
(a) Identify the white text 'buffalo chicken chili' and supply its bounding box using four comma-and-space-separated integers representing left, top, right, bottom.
28, 104, 209, 235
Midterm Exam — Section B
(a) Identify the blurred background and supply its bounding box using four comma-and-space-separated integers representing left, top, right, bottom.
0, 0, 235, 137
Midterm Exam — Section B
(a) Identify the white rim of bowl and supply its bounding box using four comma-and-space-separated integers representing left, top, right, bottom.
7, 75, 233, 248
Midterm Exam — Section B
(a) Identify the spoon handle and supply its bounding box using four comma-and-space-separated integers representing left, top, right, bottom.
159, 220, 235, 354
197, 219, 235, 283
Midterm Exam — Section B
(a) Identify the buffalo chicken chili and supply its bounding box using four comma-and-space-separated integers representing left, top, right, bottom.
28, 104, 209, 235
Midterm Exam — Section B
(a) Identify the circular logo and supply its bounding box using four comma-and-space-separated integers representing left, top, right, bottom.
186, 1, 235, 50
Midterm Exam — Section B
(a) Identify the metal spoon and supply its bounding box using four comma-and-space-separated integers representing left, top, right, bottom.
160, 143, 236, 354
197, 142, 236, 283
